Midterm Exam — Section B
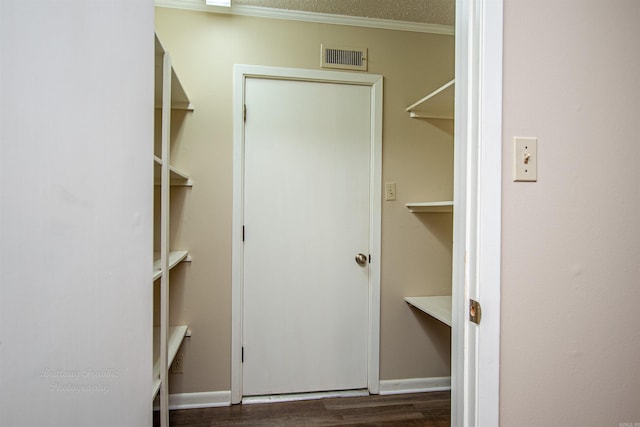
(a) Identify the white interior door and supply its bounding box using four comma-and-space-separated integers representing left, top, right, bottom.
242, 77, 371, 396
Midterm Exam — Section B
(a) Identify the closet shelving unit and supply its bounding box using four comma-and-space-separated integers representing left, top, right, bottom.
154, 34, 193, 426
404, 79, 455, 327
405, 80, 455, 215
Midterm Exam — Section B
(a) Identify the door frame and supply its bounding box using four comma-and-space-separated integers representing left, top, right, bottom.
231, 65, 383, 404
229, 0, 505, 419
452, 0, 503, 426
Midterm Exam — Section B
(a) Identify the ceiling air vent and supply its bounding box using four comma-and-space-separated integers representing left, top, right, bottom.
321, 44, 368, 71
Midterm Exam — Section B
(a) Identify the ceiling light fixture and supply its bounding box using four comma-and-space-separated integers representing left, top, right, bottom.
206, 0, 231, 6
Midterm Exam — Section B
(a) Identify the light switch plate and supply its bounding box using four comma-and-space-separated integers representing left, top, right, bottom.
514, 137, 537, 182
384, 182, 396, 201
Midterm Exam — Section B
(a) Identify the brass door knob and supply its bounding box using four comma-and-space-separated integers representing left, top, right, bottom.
355, 253, 368, 266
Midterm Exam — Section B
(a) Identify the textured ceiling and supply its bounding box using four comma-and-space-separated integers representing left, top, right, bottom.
234, 0, 455, 26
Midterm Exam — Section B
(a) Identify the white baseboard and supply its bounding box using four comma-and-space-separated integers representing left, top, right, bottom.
378, 377, 451, 395
157, 378, 449, 410
167, 391, 231, 410
242, 389, 369, 405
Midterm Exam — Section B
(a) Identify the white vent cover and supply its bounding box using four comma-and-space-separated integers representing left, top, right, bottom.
321, 44, 368, 71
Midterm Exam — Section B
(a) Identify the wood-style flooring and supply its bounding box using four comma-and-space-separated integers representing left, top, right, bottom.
154, 391, 450, 426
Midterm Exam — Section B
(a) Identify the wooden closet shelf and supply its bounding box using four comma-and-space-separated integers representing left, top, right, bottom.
405, 296, 452, 327
152, 250, 190, 282
154, 37, 193, 111
406, 201, 453, 213
153, 156, 193, 187
406, 79, 454, 120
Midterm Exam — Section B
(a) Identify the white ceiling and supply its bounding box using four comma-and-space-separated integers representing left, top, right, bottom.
234, 0, 455, 26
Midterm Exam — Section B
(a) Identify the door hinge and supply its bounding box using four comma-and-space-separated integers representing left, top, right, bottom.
469, 299, 482, 325
243, 104, 247, 122
242, 226, 245, 242
241, 347, 244, 363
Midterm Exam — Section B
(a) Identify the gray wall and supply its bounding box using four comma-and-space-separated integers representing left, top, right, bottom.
0, 1, 154, 425
501, 0, 640, 425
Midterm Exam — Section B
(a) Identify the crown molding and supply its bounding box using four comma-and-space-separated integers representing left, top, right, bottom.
155, 0, 455, 35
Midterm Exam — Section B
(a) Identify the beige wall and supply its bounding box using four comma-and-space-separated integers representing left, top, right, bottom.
155, 8, 455, 394
501, 0, 640, 425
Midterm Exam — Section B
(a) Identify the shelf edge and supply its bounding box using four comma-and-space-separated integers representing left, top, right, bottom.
409, 111, 454, 120
406, 79, 455, 112
406, 201, 454, 213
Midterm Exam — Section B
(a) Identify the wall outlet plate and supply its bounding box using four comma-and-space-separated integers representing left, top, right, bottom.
170, 352, 184, 374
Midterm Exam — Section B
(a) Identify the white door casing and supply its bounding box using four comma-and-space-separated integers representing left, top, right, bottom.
452, 0, 503, 426
232, 65, 383, 403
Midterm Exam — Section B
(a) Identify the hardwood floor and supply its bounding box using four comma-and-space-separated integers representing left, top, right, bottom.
154, 391, 451, 426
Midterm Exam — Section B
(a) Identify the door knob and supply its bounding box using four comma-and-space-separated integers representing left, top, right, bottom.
355, 253, 368, 266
